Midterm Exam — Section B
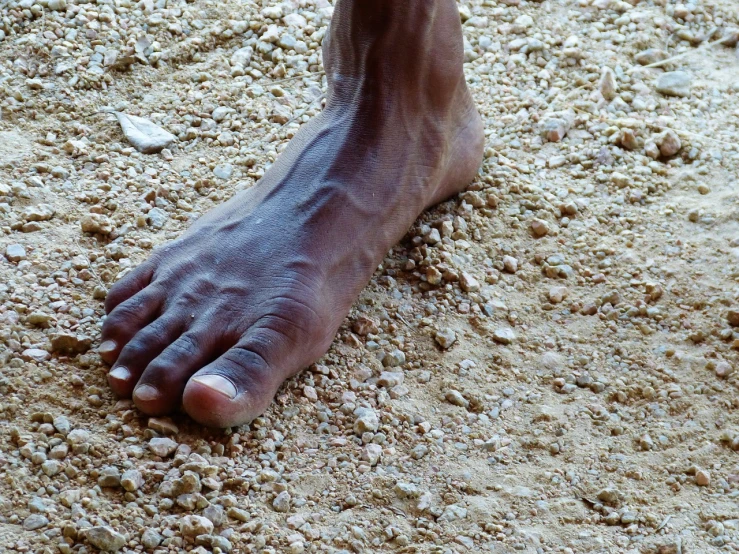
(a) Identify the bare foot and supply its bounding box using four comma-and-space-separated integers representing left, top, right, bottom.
99, 0, 484, 427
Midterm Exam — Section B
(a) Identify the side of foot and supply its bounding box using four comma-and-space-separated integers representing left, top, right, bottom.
99, 0, 485, 427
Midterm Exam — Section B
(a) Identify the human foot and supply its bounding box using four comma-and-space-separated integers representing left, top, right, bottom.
99, 0, 484, 427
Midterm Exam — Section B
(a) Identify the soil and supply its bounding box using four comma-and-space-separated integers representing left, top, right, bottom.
1, 0, 739, 553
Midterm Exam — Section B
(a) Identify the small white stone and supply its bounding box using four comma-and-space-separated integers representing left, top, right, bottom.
273, 491, 291, 512
435, 328, 457, 349
148, 437, 178, 457
502, 256, 518, 273
599, 67, 618, 100
493, 328, 516, 345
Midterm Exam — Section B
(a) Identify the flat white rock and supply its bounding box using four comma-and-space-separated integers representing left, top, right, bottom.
108, 111, 175, 154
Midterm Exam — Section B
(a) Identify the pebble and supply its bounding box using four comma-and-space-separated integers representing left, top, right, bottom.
548, 286, 569, 304
635, 48, 667, 65
147, 207, 168, 229
5, 244, 26, 262
696, 469, 710, 487
726, 310, 739, 327
460, 272, 480, 292
715, 362, 733, 378
121, 469, 144, 491
598, 67, 617, 100
149, 437, 178, 457
273, 491, 291, 513
361, 443, 383, 466
214, 164, 234, 179
22, 348, 50, 362
180, 515, 214, 536
493, 328, 515, 345
86, 526, 127, 552
98, 466, 122, 487
24, 204, 55, 222
109, 111, 176, 154
531, 219, 550, 237
502, 255, 518, 273
148, 417, 179, 435
141, 529, 163, 549
51, 332, 92, 355
353, 407, 379, 435
377, 371, 404, 388
52, 415, 71, 436
80, 213, 113, 235
655, 130, 681, 157
656, 71, 692, 97
23, 514, 49, 530
445, 390, 469, 408
435, 328, 457, 349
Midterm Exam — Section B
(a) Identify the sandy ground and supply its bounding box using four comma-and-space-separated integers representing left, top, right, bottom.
2, 0, 739, 552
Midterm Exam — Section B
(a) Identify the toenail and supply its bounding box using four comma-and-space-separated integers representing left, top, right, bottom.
109, 366, 131, 381
134, 384, 160, 402
191, 375, 238, 400
98, 340, 117, 354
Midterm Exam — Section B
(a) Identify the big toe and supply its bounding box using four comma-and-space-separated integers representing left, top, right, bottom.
183, 347, 283, 428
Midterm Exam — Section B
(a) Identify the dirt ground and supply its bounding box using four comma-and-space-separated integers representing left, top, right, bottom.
1, 0, 739, 552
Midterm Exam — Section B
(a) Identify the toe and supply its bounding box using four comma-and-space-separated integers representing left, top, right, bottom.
132, 330, 218, 416
104, 262, 154, 314
98, 285, 162, 364
107, 314, 185, 397
183, 346, 283, 428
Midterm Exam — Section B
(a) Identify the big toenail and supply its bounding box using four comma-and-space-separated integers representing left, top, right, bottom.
191, 375, 237, 400
134, 384, 160, 402
109, 366, 131, 381
98, 340, 117, 354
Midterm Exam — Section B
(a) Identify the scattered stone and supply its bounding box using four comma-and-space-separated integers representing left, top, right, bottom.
51, 333, 92, 355
141, 529, 163, 549
273, 491, 291, 512
121, 469, 144, 492
493, 328, 515, 345
598, 67, 617, 100
23, 204, 55, 222
214, 164, 234, 179
654, 130, 681, 157
531, 218, 550, 237
715, 361, 734, 378
98, 466, 122, 487
147, 207, 168, 229
5, 244, 26, 262
23, 514, 49, 531
361, 443, 383, 466
655, 71, 692, 97
635, 48, 667, 65
502, 255, 518, 273
86, 526, 127, 552
548, 286, 569, 304
696, 469, 710, 487
727, 310, 739, 327
352, 315, 378, 336
180, 515, 214, 536
460, 272, 480, 292
80, 213, 113, 235
22, 348, 50, 362
148, 437, 178, 457
435, 328, 457, 349
445, 389, 469, 408
148, 417, 179, 435
108, 111, 176, 154
353, 407, 379, 435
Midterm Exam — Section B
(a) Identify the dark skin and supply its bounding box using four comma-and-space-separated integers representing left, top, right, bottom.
98, 0, 485, 427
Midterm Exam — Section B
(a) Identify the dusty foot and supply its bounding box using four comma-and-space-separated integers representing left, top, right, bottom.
99, 0, 484, 427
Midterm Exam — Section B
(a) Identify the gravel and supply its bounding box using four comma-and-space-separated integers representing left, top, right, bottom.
2, 0, 739, 552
